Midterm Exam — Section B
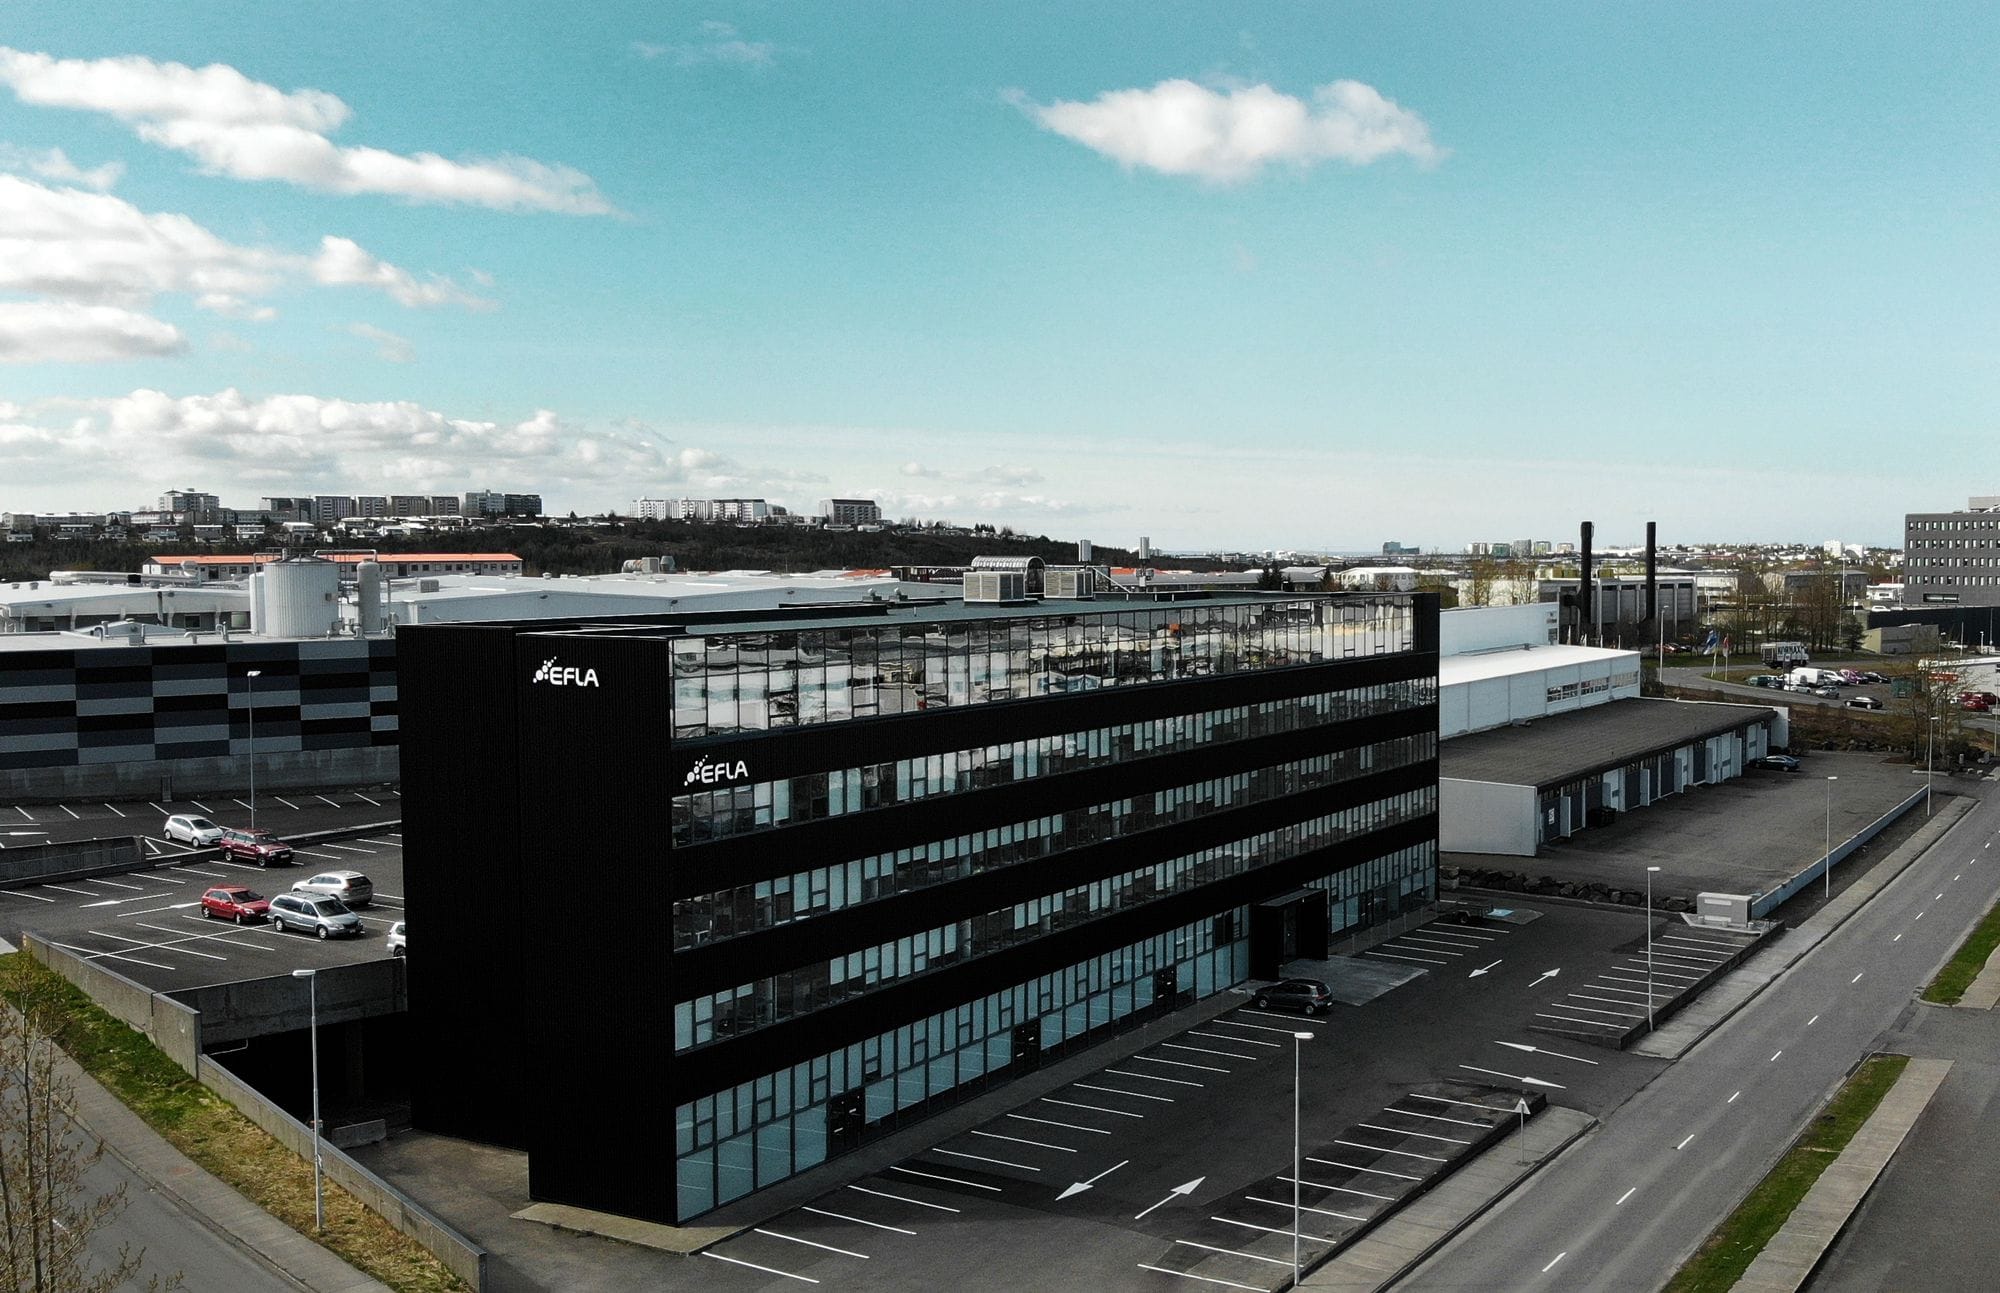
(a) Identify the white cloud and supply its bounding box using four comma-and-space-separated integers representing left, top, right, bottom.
633, 21, 781, 68
899, 460, 1044, 487
344, 322, 413, 363
0, 143, 122, 189
0, 48, 613, 214
0, 175, 488, 343
1015, 78, 1439, 182
0, 301, 184, 362
312, 237, 493, 310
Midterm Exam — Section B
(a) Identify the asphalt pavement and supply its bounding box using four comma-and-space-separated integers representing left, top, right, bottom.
78, 1133, 301, 1292
0, 785, 400, 849
1399, 781, 2000, 1290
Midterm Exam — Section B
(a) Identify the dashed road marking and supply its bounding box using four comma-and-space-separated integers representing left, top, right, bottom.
1616, 1187, 1635, 1205
1543, 1252, 1567, 1273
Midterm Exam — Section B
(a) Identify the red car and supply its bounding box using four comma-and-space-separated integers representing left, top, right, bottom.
201, 886, 271, 923
217, 828, 294, 866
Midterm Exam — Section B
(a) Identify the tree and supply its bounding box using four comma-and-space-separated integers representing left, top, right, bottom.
1463, 557, 1499, 608
0, 969, 178, 1292
1255, 563, 1284, 591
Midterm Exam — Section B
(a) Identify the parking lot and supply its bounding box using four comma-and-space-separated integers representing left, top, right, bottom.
355, 901, 1692, 1292
0, 790, 405, 987
0, 785, 399, 850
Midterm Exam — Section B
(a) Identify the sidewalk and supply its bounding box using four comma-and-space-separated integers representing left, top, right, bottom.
1732, 1057, 1953, 1293
1301, 1107, 1597, 1291
53, 1037, 391, 1293
1952, 942, 2000, 1009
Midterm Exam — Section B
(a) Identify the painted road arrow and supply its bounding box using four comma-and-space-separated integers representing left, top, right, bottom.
1458, 1064, 1566, 1090
1496, 1040, 1600, 1067
1468, 959, 1502, 978
1134, 1176, 1206, 1220
1531, 968, 1561, 988
1057, 1160, 1128, 1201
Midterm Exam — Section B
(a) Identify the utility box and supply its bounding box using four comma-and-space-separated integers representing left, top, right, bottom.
1695, 892, 1751, 927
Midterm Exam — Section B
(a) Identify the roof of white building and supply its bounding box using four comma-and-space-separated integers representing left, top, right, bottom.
1440, 642, 1640, 687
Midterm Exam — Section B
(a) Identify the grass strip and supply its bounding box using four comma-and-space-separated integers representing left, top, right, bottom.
1921, 898, 2000, 1004
0, 952, 465, 1292
1663, 1053, 1911, 1293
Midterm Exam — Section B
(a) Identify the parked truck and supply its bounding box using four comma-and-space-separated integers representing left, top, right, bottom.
1787, 667, 1844, 688
1761, 641, 1811, 668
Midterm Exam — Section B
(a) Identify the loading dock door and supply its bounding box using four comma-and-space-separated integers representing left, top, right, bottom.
1250, 889, 1330, 980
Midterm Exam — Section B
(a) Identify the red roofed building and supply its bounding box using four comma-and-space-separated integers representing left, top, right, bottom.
143, 553, 525, 581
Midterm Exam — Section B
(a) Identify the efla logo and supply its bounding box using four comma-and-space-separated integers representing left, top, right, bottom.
531, 657, 601, 688
683, 756, 750, 787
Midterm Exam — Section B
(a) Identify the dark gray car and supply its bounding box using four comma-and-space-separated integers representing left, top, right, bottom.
1252, 978, 1334, 1015
268, 892, 364, 939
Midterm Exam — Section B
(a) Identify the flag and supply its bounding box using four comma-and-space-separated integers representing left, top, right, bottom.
1700, 628, 1720, 652
1721, 635, 1732, 655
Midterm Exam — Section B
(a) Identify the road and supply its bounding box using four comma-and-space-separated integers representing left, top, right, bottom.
1401, 784, 1998, 1290
1660, 666, 2000, 740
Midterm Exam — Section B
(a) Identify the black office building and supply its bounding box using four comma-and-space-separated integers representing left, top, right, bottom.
400, 588, 1439, 1224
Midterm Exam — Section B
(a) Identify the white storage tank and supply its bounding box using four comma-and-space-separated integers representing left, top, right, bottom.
356, 560, 386, 633
251, 556, 339, 636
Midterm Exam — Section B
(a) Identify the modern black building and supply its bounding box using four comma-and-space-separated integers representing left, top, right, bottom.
400, 587, 1440, 1224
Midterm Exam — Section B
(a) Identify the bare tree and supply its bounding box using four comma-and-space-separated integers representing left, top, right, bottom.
0, 969, 177, 1293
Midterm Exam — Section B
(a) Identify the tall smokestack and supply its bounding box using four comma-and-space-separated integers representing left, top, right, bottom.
1645, 521, 1658, 623
1579, 520, 1595, 646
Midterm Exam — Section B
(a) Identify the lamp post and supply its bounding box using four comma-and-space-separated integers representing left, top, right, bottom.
1824, 776, 1839, 899
1645, 866, 1660, 1030
1927, 711, 1937, 817
245, 669, 262, 831
1292, 1029, 1314, 1287
291, 968, 323, 1231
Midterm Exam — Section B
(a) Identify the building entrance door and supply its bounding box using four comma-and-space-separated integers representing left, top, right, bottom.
1249, 888, 1330, 980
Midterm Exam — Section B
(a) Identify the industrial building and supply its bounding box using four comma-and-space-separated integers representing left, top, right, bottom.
1905, 498, 2000, 608
398, 582, 1441, 1223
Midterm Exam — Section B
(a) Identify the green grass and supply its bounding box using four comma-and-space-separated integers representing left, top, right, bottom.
0, 953, 466, 1292
1664, 1053, 1911, 1293
1922, 899, 2000, 1004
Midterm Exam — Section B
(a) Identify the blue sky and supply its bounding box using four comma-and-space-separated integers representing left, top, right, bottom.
0, 2, 1993, 550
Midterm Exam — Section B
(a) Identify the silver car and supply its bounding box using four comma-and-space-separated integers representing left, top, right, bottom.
386, 921, 406, 958
162, 813, 224, 845
291, 870, 373, 907
268, 892, 364, 939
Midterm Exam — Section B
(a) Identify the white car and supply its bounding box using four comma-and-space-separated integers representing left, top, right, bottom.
162, 814, 224, 846
291, 870, 373, 907
386, 921, 406, 958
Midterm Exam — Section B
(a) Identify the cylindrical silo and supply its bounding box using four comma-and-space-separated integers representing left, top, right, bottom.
252, 556, 339, 636
357, 561, 386, 633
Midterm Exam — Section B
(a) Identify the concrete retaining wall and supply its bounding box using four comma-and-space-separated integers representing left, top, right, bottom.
23, 937, 483, 1289
24, 932, 201, 1073
0, 746, 398, 805
201, 1057, 487, 1291
1753, 784, 1928, 918
0, 836, 144, 888
170, 958, 407, 1045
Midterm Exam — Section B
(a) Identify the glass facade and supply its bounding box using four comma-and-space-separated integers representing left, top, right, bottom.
660, 592, 1438, 1222
669, 596, 1417, 739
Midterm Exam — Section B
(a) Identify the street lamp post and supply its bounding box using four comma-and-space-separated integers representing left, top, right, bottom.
291, 967, 323, 1231
1645, 866, 1660, 1030
1292, 1030, 1314, 1287
1824, 776, 1839, 899
245, 669, 262, 831
1927, 712, 1937, 817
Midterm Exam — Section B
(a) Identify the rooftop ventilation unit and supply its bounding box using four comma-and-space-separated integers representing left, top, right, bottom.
964, 570, 1030, 604
1044, 567, 1097, 600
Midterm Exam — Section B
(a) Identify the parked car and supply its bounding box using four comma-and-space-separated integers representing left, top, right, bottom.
1814, 686, 1841, 698
162, 814, 224, 846
1860, 671, 1888, 684
386, 921, 406, 958
268, 892, 364, 939
1846, 696, 1884, 710
1251, 978, 1334, 1015
200, 885, 270, 923
217, 827, 294, 866
1756, 754, 1803, 771
290, 871, 373, 907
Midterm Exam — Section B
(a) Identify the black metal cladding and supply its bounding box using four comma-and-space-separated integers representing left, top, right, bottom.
401, 593, 1440, 1225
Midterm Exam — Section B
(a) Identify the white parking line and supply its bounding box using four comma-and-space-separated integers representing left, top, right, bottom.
91, 878, 145, 891
103, 803, 126, 817
1042, 1098, 1142, 1119
42, 884, 100, 897
325, 843, 377, 854
1219, 1014, 1315, 1033
189, 801, 212, 814
1386, 1108, 1487, 1128
356, 794, 382, 807
1134, 1264, 1263, 1291
1392, 937, 1468, 953
1550, 1001, 1644, 1019
52, 940, 171, 970
801, 1206, 914, 1235
1363, 950, 1446, 965
90, 930, 225, 961
1278, 1174, 1394, 1202
60, 805, 79, 819
1006, 1114, 1110, 1136
0, 888, 56, 901
845, 1184, 959, 1213
1073, 1082, 1173, 1103
1174, 1239, 1294, 1267
754, 1228, 869, 1259
166, 866, 227, 878
317, 795, 342, 808
702, 1251, 817, 1283
1598, 977, 1675, 995
931, 1148, 1039, 1172
969, 1130, 1074, 1152
233, 800, 254, 812
1209, 1216, 1337, 1243
1409, 929, 1490, 945
1131, 1055, 1229, 1074
1305, 1156, 1420, 1181
148, 802, 170, 815
273, 797, 301, 810
1246, 1195, 1368, 1223
1161, 1042, 1256, 1061
14, 807, 34, 821
1354, 1123, 1469, 1145
1535, 1013, 1624, 1029
1186, 1030, 1279, 1049
1332, 1138, 1448, 1162
1105, 1068, 1204, 1088
1566, 994, 1649, 1013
